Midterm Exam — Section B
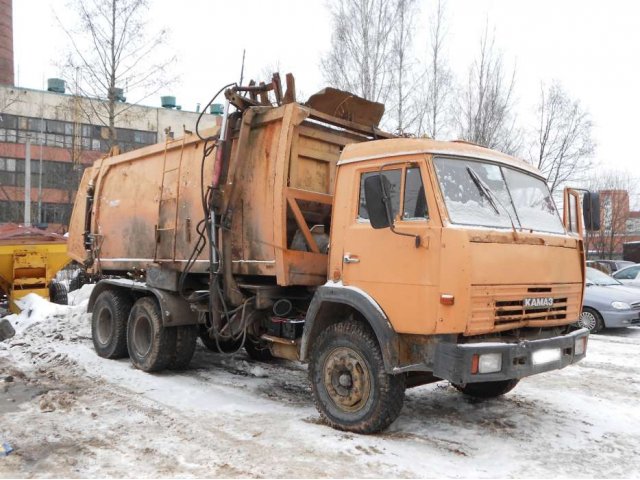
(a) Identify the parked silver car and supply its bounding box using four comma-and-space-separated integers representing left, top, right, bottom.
612, 264, 640, 288
577, 267, 640, 333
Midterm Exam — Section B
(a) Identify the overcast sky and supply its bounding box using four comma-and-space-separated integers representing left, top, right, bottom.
11, 0, 640, 203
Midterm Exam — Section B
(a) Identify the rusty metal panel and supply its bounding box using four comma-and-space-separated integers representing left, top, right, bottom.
69, 133, 215, 274
306, 87, 385, 127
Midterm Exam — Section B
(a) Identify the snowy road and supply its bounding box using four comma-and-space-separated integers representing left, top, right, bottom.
1, 289, 639, 478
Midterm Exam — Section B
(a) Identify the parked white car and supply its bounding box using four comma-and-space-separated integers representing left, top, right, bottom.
612, 264, 640, 288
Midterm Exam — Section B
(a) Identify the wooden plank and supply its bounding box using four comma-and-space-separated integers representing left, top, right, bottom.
286, 194, 320, 253
288, 127, 300, 193
298, 123, 365, 147
284, 250, 328, 286
273, 104, 297, 285
258, 82, 269, 105
298, 145, 338, 163
222, 110, 255, 214
248, 80, 257, 102
307, 108, 395, 139
293, 157, 329, 192
272, 73, 283, 104
283, 73, 296, 104
286, 187, 333, 205
252, 106, 286, 126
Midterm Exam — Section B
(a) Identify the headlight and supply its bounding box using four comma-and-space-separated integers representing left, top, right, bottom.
574, 336, 588, 356
478, 353, 502, 374
611, 301, 631, 310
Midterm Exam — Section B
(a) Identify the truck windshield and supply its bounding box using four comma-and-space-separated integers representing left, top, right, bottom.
434, 157, 565, 234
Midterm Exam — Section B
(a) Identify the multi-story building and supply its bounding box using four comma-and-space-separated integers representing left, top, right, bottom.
0, 0, 219, 232
586, 189, 640, 259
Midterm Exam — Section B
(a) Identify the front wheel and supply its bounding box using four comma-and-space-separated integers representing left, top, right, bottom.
309, 320, 405, 434
453, 379, 519, 399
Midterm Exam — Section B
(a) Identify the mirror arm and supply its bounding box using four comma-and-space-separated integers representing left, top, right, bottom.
378, 172, 421, 248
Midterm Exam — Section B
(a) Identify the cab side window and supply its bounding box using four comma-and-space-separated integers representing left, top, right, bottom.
358, 169, 401, 220
403, 167, 428, 220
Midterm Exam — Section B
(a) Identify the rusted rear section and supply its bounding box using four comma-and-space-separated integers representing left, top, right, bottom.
68, 131, 217, 274
68, 81, 387, 287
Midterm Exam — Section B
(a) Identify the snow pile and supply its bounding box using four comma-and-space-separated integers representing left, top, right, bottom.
0, 284, 94, 369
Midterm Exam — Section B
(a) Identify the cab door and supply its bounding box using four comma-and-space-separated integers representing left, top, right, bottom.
340, 158, 442, 335
563, 188, 584, 237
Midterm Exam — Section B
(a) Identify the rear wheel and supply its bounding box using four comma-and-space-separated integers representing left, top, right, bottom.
127, 297, 174, 372
578, 307, 604, 333
91, 290, 132, 359
169, 325, 198, 370
453, 379, 519, 399
49, 281, 68, 305
309, 320, 405, 434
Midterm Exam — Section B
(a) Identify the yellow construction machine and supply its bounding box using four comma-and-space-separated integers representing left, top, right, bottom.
0, 224, 70, 313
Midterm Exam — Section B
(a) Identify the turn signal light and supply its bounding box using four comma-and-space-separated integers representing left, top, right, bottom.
440, 294, 455, 305
471, 354, 479, 374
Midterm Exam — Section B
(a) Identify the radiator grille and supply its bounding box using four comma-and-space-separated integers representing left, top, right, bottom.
469, 284, 582, 334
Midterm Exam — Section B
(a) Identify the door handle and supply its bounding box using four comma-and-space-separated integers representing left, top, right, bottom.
343, 253, 360, 264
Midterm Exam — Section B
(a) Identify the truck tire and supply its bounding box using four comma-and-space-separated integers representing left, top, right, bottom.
169, 325, 198, 370
49, 281, 68, 305
577, 307, 604, 334
453, 379, 520, 399
69, 270, 87, 292
127, 297, 175, 372
309, 320, 405, 434
245, 335, 274, 361
199, 325, 243, 353
91, 290, 133, 359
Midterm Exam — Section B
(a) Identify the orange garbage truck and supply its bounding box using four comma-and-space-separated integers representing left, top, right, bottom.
68, 74, 598, 433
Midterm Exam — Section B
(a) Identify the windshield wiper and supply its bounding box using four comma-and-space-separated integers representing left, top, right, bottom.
466, 167, 500, 215
466, 167, 520, 234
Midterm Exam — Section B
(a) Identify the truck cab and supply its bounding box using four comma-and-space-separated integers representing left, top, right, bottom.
300, 137, 591, 432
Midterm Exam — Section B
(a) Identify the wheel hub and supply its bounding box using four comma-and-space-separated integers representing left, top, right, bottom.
96, 307, 113, 346
132, 315, 153, 357
323, 347, 371, 412
579, 311, 597, 331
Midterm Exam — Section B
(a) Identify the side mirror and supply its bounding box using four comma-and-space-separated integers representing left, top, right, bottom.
364, 174, 393, 229
583, 191, 601, 231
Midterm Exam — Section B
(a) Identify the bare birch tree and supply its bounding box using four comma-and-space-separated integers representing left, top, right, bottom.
390, 0, 419, 134
528, 81, 595, 195
321, 0, 399, 105
455, 24, 521, 154
416, 0, 452, 139
57, 0, 177, 146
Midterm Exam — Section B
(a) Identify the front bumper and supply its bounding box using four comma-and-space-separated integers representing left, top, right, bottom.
432, 328, 589, 385
600, 309, 640, 328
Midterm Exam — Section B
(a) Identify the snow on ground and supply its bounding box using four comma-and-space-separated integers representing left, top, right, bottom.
1, 289, 639, 478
